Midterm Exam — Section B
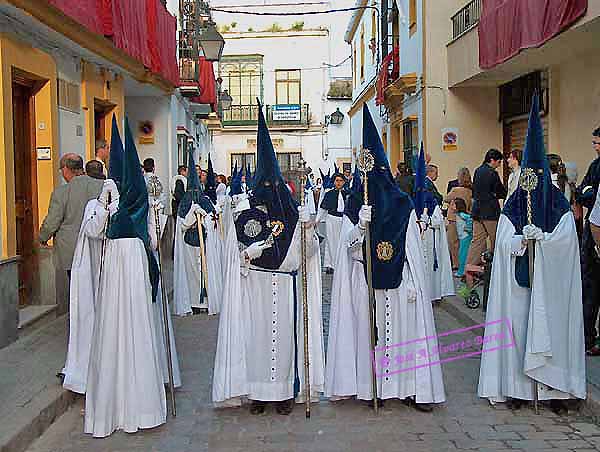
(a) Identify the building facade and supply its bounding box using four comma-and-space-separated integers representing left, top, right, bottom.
211, 28, 352, 189
348, 0, 600, 193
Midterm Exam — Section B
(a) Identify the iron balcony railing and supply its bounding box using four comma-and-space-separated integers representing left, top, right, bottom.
221, 104, 310, 127
451, 0, 482, 41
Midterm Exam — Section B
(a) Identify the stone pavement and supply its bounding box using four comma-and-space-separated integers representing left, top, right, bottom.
24, 274, 600, 452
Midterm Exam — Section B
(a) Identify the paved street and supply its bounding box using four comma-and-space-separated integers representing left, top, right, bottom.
26, 272, 600, 452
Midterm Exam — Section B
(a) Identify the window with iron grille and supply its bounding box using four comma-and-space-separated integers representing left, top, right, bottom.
230, 153, 256, 175
499, 70, 549, 121
277, 152, 301, 173
220, 56, 263, 123
58, 79, 80, 113
403, 118, 419, 172
275, 69, 301, 105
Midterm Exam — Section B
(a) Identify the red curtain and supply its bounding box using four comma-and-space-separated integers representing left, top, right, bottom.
48, 0, 103, 35
375, 46, 399, 106
109, 0, 151, 69
145, 0, 161, 75
155, 4, 180, 86
479, 0, 587, 69
192, 57, 217, 110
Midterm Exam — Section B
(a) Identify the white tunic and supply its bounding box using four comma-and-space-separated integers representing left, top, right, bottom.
85, 236, 166, 438
213, 222, 325, 404
173, 217, 197, 316
478, 212, 586, 402
325, 213, 446, 403
62, 199, 105, 394
422, 206, 455, 301
318, 188, 333, 269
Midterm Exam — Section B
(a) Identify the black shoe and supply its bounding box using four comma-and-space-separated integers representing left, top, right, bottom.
403, 398, 433, 412
191, 307, 203, 315
325, 268, 334, 275
507, 398, 525, 410
249, 401, 266, 415
56, 372, 65, 383
275, 399, 295, 415
550, 399, 569, 416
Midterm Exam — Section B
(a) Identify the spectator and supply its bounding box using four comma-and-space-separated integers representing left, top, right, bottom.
577, 127, 600, 354
171, 165, 187, 219
85, 160, 106, 180
425, 164, 443, 205
565, 162, 583, 238
199, 169, 208, 190
445, 167, 473, 270
39, 154, 103, 314
447, 178, 459, 194
465, 149, 507, 288
395, 162, 415, 197
217, 174, 227, 185
506, 149, 522, 199
94, 140, 109, 176
453, 198, 472, 278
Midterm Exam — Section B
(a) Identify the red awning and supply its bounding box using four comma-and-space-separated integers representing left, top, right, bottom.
111, 0, 151, 69
48, 0, 103, 35
155, 3, 180, 86
478, 0, 588, 70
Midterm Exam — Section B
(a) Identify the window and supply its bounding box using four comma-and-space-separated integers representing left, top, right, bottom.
353, 45, 357, 87
371, 11, 377, 64
276, 152, 301, 172
402, 118, 419, 172
360, 25, 365, 81
58, 79, 80, 113
409, 0, 417, 36
231, 153, 256, 174
275, 69, 301, 105
220, 56, 263, 122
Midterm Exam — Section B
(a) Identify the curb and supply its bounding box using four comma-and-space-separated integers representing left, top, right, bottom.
439, 297, 600, 416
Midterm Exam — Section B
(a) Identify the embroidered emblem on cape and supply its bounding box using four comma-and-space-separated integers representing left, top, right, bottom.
244, 219, 262, 238
376, 241, 394, 261
271, 220, 284, 237
257, 205, 268, 214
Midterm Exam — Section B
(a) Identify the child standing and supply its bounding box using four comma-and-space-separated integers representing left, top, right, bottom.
454, 198, 472, 278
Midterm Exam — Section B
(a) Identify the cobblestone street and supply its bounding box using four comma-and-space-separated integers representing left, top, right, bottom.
26, 272, 600, 452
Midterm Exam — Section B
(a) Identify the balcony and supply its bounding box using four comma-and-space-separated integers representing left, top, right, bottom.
221, 104, 310, 128
450, 0, 481, 42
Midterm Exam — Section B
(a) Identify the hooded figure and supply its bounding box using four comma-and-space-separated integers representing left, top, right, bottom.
325, 104, 445, 410
316, 169, 349, 273
173, 152, 219, 315
61, 115, 121, 395
212, 101, 324, 415
85, 118, 166, 438
478, 95, 585, 413
304, 175, 317, 215
414, 144, 454, 302
205, 154, 217, 204
317, 168, 335, 270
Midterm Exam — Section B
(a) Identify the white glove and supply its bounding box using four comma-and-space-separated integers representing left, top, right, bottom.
99, 179, 119, 206
523, 225, 544, 241
150, 198, 164, 212
182, 203, 207, 230
244, 240, 272, 260
298, 205, 310, 223
420, 213, 430, 225
359, 205, 372, 229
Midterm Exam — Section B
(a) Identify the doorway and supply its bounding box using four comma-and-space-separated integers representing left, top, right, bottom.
94, 99, 116, 144
12, 77, 39, 306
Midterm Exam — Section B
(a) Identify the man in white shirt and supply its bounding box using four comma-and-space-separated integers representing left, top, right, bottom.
94, 140, 109, 176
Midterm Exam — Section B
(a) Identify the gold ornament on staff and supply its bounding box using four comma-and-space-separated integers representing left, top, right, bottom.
297, 157, 312, 419
356, 146, 379, 413
147, 175, 177, 417
518, 167, 540, 415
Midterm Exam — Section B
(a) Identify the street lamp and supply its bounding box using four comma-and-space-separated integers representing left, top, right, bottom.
220, 89, 233, 110
325, 107, 344, 126
199, 20, 225, 61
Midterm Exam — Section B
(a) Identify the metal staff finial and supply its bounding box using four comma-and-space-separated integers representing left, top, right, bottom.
356, 145, 379, 413
147, 175, 164, 199
518, 166, 540, 414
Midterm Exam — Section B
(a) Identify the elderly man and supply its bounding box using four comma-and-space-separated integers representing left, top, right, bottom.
94, 140, 109, 176
39, 153, 103, 316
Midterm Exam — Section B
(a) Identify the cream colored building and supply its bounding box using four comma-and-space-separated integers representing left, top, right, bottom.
348, 0, 600, 192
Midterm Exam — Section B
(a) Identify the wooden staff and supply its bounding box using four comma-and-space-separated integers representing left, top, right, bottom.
357, 147, 378, 413
196, 210, 210, 307
147, 176, 177, 417
297, 157, 311, 418
519, 168, 539, 415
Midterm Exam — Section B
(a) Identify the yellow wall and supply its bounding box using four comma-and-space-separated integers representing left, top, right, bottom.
0, 34, 58, 258
81, 62, 124, 161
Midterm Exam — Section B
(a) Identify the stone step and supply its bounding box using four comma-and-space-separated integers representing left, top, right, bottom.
18, 305, 58, 339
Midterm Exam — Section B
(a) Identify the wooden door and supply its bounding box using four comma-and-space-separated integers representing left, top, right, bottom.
12, 82, 38, 306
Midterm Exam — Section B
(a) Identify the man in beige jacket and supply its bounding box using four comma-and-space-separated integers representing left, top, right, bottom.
39, 153, 103, 310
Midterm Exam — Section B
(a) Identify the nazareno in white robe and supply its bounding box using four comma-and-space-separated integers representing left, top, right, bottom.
84, 216, 166, 437
62, 199, 105, 394
149, 209, 182, 388
173, 216, 198, 316
212, 221, 325, 405
179, 209, 223, 315
317, 190, 346, 272
478, 212, 586, 402
318, 187, 333, 269
422, 206, 455, 302
325, 212, 446, 403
